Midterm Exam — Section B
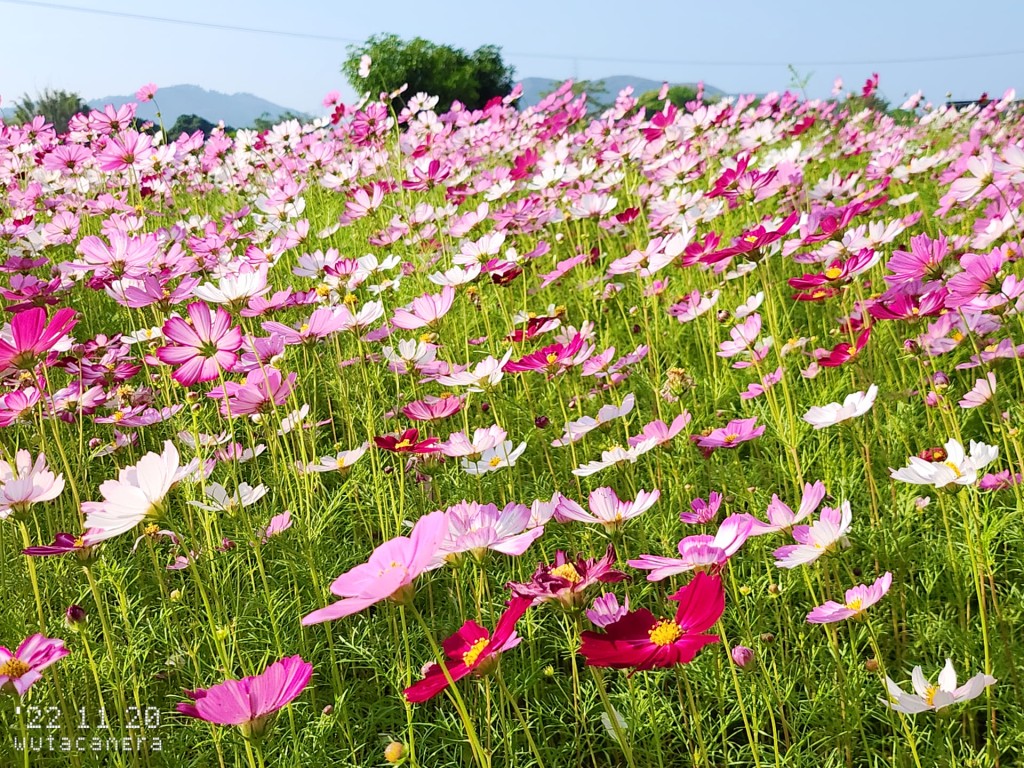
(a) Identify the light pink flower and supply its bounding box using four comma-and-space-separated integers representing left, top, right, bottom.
0, 450, 65, 519
773, 502, 852, 568
628, 514, 752, 580
807, 572, 892, 623
392, 286, 455, 329
0, 634, 69, 697
959, 373, 996, 409
556, 487, 660, 531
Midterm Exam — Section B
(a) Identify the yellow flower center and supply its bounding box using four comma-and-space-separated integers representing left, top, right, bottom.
419, 332, 437, 344
550, 563, 583, 583
143, 524, 160, 536
951, 331, 964, 343
395, 439, 413, 449
299, 324, 310, 333
824, 266, 843, 280
648, 620, 682, 646
924, 684, 938, 707
943, 461, 962, 478
0, 657, 31, 679
74, 537, 85, 547
744, 235, 758, 244
112, 411, 124, 422
343, 293, 358, 306
723, 433, 739, 444
845, 598, 863, 613
545, 353, 559, 365
488, 456, 503, 467
462, 637, 490, 668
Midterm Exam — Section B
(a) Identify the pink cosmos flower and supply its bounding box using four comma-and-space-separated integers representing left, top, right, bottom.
157, 303, 243, 386
0, 634, 69, 697
392, 285, 456, 329
432, 501, 544, 564
135, 83, 158, 102
258, 511, 292, 543
0, 307, 77, 372
504, 333, 591, 377
628, 413, 692, 447
207, 368, 296, 417
177, 655, 312, 737
0, 450, 65, 519
959, 373, 996, 409
96, 130, 153, 172
807, 572, 892, 624
0, 387, 42, 427
773, 502, 853, 568
401, 395, 463, 422
555, 487, 660, 531
748, 481, 827, 535
261, 308, 348, 345
629, 514, 753, 580
740, 366, 785, 401
82, 441, 183, 545
680, 491, 722, 524
301, 511, 448, 625
691, 418, 765, 457
586, 592, 630, 628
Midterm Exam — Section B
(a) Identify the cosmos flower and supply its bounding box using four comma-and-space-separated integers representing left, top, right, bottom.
82, 441, 183, 545
0, 634, 69, 697
157, 302, 243, 386
958, 373, 996, 409
691, 418, 765, 456
177, 655, 312, 738
391, 285, 456, 329
680, 491, 722, 524
0, 450, 64, 520
773, 502, 853, 568
555, 487, 660, 531
551, 394, 636, 447
748, 480, 827, 535
461, 441, 528, 475
374, 428, 441, 454
579, 572, 724, 671
807, 572, 892, 623
404, 597, 532, 703
508, 545, 627, 608
803, 384, 878, 429
890, 439, 998, 488
629, 514, 753, 580
401, 395, 463, 422
433, 501, 544, 563
302, 511, 447, 625
881, 660, 996, 714
300, 444, 370, 474
586, 592, 630, 628
0, 307, 77, 372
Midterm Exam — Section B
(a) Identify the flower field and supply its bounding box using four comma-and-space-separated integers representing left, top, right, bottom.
1, 77, 1023, 767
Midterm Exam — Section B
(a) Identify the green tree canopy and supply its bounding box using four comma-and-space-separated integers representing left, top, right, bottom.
10, 88, 89, 133
342, 34, 515, 111
634, 85, 700, 115
166, 113, 219, 138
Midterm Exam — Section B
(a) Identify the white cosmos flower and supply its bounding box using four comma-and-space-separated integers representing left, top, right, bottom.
890, 439, 998, 488
571, 440, 656, 477
552, 393, 636, 447
803, 384, 878, 429
82, 441, 182, 544
187, 482, 268, 513
462, 441, 527, 475
881, 660, 996, 714
300, 443, 369, 473
193, 265, 270, 305
435, 349, 513, 391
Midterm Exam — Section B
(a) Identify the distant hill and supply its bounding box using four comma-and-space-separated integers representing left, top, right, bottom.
86, 85, 308, 129
518, 76, 726, 108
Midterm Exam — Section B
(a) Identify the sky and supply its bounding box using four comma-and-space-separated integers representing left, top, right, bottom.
2, 0, 1023, 116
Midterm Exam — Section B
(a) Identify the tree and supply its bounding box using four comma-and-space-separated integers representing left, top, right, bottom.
342, 34, 515, 111
251, 111, 302, 131
10, 88, 89, 133
634, 85, 700, 115
166, 114, 218, 138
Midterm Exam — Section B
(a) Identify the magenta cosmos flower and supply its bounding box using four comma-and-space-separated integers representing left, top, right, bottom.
579, 572, 724, 671
508, 544, 627, 608
156, 302, 243, 386
301, 511, 447, 625
0, 306, 77, 372
391, 285, 456, 329
0, 634, 69, 697
177, 655, 312, 738
404, 597, 532, 703
807, 572, 892, 624
691, 417, 765, 457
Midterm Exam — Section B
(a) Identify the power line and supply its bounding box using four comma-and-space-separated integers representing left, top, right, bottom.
4, 0, 1024, 68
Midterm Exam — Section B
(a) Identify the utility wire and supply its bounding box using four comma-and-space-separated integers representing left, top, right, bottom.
3, 0, 1024, 67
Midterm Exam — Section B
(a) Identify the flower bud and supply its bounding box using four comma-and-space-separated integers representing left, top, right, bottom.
65, 604, 87, 631
865, 658, 879, 673
384, 741, 406, 763
760, 633, 775, 644
731, 646, 755, 670
534, 416, 550, 429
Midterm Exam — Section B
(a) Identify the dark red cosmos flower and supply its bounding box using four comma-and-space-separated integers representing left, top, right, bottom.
579, 572, 724, 671
374, 428, 440, 454
507, 544, 628, 608
404, 597, 532, 703
815, 327, 871, 367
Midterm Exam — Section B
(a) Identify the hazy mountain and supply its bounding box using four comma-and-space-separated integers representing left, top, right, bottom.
87, 85, 308, 128
518, 76, 726, 108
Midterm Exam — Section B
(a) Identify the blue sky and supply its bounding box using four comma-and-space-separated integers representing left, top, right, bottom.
2, 0, 1022, 114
